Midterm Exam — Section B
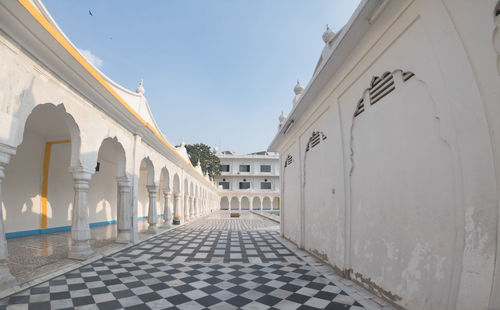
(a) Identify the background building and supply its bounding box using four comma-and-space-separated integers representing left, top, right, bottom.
214, 150, 279, 211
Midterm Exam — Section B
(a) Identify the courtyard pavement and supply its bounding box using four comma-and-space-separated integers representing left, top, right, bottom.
5, 219, 166, 284
0, 211, 395, 310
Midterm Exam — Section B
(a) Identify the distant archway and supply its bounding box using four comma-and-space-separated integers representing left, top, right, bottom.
230, 197, 239, 210
262, 197, 271, 210
241, 197, 250, 210
220, 196, 229, 210
252, 197, 261, 210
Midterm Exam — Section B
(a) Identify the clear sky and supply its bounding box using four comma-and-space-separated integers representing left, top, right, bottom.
43, 0, 360, 154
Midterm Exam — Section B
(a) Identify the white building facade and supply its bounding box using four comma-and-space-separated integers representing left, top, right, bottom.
0, 0, 219, 291
269, 1, 500, 309
215, 152, 280, 211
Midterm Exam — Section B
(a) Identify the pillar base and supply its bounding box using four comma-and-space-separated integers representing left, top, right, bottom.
147, 225, 158, 234
116, 231, 132, 244
68, 240, 94, 260
0, 265, 16, 291
163, 220, 172, 229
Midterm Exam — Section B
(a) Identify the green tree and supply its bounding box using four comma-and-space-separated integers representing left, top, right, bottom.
185, 143, 221, 179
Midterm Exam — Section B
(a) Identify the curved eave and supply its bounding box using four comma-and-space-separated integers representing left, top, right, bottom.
0, 0, 216, 190
268, 0, 386, 152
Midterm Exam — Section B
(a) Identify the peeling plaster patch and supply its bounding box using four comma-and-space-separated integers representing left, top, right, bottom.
464, 207, 490, 254
399, 242, 448, 297
311, 248, 328, 262
401, 243, 428, 295
382, 239, 398, 260
353, 272, 403, 302
363, 240, 374, 262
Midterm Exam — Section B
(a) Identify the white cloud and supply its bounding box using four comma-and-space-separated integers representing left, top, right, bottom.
77, 48, 103, 69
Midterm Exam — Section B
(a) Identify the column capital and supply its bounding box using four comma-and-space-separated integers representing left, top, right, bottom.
146, 184, 159, 193
71, 167, 94, 181
0, 143, 15, 167
163, 190, 172, 197
116, 176, 131, 188
174, 193, 181, 199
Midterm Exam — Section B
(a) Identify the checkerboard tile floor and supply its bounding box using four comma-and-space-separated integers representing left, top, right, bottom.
116, 229, 302, 264
0, 258, 364, 310
0, 212, 376, 309
179, 212, 280, 232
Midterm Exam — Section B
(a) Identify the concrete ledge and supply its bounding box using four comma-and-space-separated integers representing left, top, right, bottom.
250, 211, 280, 223
0, 213, 211, 300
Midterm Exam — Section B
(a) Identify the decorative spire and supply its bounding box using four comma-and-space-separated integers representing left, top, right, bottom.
278, 111, 287, 130
135, 79, 145, 94
279, 111, 286, 123
294, 80, 304, 95
214, 146, 219, 154
180, 138, 185, 147
322, 24, 335, 43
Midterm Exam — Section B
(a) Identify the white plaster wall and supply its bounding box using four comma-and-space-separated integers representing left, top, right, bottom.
88, 157, 118, 224
46, 143, 74, 229
301, 108, 345, 268
2, 133, 44, 233
274, 0, 499, 308
137, 166, 149, 219
281, 142, 300, 245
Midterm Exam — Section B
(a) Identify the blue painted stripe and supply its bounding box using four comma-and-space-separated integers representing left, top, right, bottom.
89, 220, 116, 227
6, 225, 72, 239
6, 214, 165, 239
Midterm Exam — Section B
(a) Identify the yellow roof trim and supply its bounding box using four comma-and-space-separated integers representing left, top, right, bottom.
17, 0, 216, 190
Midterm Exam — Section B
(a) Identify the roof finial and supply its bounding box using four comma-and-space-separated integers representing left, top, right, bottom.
136, 78, 145, 94
279, 111, 287, 122
181, 138, 185, 147
294, 80, 304, 95
322, 24, 335, 43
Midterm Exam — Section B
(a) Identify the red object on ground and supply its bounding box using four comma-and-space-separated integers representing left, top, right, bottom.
230, 213, 240, 218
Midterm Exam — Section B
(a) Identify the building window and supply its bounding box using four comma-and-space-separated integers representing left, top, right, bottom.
239, 165, 250, 172
260, 165, 271, 172
239, 182, 250, 189
261, 182, 272, 190
219, 182, 230, 190
220, 164, 230, 172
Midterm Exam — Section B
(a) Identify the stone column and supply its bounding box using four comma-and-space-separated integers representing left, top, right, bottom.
147, 185, 159, 234
174, 193, 181, 221
0, 148, 17, 290
189, 196, 194, 219
68, 168, 94, 260
194, 198, 198, 217
184, 194, 189, 221
163, 191, 172, 228
116, 176, 132, 243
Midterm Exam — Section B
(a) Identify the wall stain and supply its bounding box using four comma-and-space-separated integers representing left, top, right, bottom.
353, 272, 403, 303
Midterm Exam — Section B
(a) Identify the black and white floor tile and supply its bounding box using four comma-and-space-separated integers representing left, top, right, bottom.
0, 212, 382, 310
116, 229, 302, 264
0, 258, 364, 310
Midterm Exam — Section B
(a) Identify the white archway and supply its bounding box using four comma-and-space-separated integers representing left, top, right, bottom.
230, 197, 239, 210
220, 196, 229, 210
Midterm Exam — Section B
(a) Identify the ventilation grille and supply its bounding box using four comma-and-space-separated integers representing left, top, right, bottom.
369, 72, 394, 106
354, 70, 415, 118
284, 155, 293, 168
403, 71, 414, 81
354, 99, 365, 117
306, 131, 327, 152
